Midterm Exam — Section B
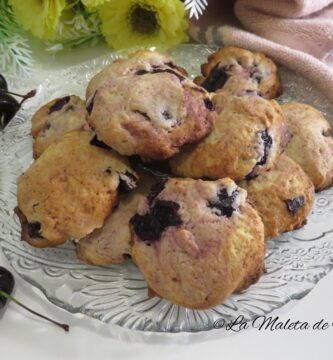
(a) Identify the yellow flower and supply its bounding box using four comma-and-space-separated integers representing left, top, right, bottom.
81, 0, 109, 12
9, 0, 66, 40
99, 0, 188, 49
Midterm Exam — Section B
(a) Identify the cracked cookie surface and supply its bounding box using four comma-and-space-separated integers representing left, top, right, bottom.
87, 66, 213, 161
170, 93, 289, 181
131, 177, 265, 309
17, 131, 138, 247
239, 155, 315, 240
31, 95, 90, 158
194, 46, 282, 99
282, 102, 333, 190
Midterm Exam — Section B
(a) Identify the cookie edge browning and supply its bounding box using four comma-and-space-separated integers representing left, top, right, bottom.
282, 102, 333, 191
241, 155, 316, 240
14, 206, 61, 248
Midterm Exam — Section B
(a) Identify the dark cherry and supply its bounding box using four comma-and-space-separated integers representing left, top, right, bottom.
89, 135, 113, 151
147, 178, 167, 205
208, 188, 239, 218
28, 222, 42, 238
285, 196, 305, 214
118, 171, 138, 192
129, 155, 170, 177
201, 63, 230, 92
0, 93, 20, 130
0, 266, 14, 309
162, 110, 172, 120
204, 98, 214, 111
0, 74, 8, 91
133, 110, 151, 121
131, 200, 182, 241
135, 68, 185, 82
86, 91, 97, 115
0, 266, 69, 331
257, 130, 273, 166
48, 96, 70, 114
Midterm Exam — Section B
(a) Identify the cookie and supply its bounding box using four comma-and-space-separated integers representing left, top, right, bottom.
282, 102, 333, 190
76, 173, 154, 266
170, 93, 289, 181
17, 131, 138, 248
195, 47, 282, 99
86, 50, 187, 100
130, 177, 265, 309
87, 68, 213, 161
31, 95, 90, 158
239, 155, 315, 240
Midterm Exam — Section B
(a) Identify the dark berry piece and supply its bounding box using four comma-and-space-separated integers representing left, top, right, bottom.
257, 130, 272, 166
131, 213, 163, 241
28, 222, 42, 238
208, 188, 239, 217
118, 171, 138, 192
0, 74, 8, 91
204, 98, 214, 111
131, 200, 182, 241
135, 69, 149, 75
86, 91, 97, 115
147, 178, 167, 205
0, 93, 20, 130
129, 156, 170, 177
162, 110, 172, 120
201, 63, 230, 92
285, 196, 305, 214
244, 169, 258, 181
105, 168, 112, 175
48, 96, 70, 114
133, 110, 151, 121
135, 68, 185, 81
89, 135, 112, 151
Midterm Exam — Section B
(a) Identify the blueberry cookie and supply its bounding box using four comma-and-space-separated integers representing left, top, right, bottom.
239, 155, 315, 240
282, 102, 333, 190
170, 93, 289, 181
130, 177, 265, 309
87, 68, 213, 161
76, 173, 154, 266
16, 131, 138, 248
195, 47, 282, 99
86, 50, 187, 100
31, 95, 90, 158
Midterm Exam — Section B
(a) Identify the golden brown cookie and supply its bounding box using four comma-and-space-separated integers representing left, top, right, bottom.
31, 95, 89, 159
130, 177, 265, 309
86, 50, 187, 100
282, 102, 333, 190
17, 131, 138, 248
170, 93, 289, 181
239, 155, 315, 240
195, 46, 282, 99
76, 173, 154, 266
87, 67, 213, 161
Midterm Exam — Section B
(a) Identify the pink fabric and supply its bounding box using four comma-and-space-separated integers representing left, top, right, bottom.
189, 0, 333, 103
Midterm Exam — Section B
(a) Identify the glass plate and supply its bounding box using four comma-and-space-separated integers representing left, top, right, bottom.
1, 45, 333, 334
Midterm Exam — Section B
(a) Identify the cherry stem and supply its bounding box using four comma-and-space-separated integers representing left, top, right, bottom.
0, 89, 36, 106
0, 289, 69, 332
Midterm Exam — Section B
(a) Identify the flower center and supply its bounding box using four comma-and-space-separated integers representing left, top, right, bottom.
129, 5, 159, 35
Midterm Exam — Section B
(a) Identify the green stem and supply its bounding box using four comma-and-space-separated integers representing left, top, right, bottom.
0, 289, 69, 332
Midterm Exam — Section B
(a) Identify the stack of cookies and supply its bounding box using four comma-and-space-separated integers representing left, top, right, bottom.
16, 47, 333, 309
